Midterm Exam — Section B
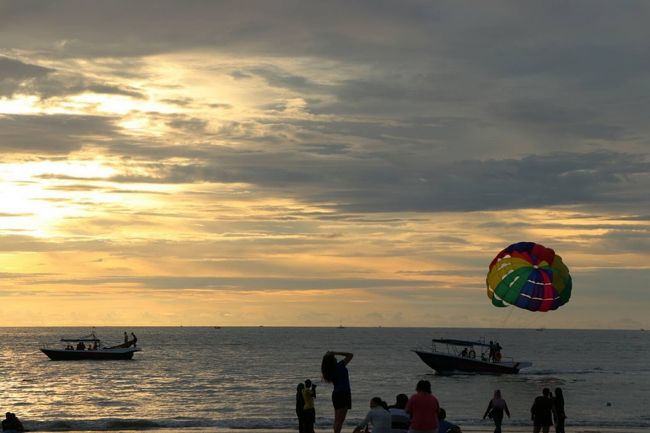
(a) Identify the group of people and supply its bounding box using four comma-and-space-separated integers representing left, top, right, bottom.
482, 387, 566, 433
306, 350, 567, 433
64, 341, 99, 351
1, 412, 24, 433
296, 379, 318, 433
315, 351, 461, 433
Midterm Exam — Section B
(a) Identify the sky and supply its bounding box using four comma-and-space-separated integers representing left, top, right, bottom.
0, 1, 649, 328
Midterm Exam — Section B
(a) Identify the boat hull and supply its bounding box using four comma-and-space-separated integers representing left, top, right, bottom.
414, 350, 529, 374
41, 348, 139, 361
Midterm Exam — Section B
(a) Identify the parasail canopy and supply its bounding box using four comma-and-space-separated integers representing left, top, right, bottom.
486, 241, 572, 312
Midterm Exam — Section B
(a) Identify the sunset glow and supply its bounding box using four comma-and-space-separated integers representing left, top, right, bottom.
1, 2, 649, 328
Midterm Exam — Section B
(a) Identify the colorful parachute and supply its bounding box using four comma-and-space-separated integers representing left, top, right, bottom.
486, 241, 572, 312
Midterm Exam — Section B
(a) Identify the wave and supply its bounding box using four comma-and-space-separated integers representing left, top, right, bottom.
26, 416, 650, 431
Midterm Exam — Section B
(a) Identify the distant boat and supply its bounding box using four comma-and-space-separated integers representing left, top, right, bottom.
337, 320, 344, 329
413, 338, 531, 375
41, 331, 140, 361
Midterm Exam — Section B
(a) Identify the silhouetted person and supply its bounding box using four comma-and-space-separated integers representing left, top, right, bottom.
353, 397, 391, 433
406, 380, 440, 433
321, 351, 353, 433
131, 332, 137, 347
553, 388, 566, 433
388, 394, 409, 433
438, 408, 461, 433
124, 332, 128, 344
531, 388, 554, 433
483, 389, 510, 433
302, 379, 317, 433
296, 383, 305, 433
2, 412, 25, 433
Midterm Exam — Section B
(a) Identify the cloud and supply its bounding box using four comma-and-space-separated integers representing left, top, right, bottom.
0, 55, 53, 97
0, 113, 120, 154
0, 55, 144, 99
105, 149, 650, 213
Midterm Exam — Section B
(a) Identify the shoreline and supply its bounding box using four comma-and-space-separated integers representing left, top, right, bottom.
29, 428, 650, 433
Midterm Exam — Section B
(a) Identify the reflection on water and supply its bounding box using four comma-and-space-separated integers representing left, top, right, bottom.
1, 327, 649, 430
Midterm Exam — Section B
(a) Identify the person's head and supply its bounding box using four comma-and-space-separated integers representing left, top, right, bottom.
493, 389, 502, 399
370, 397, 388, 410
321, 352, 337, 383
297, 383, 304, 391
543, 388, 551, 397
5, 413, 10, 420
438, 408, 447, 420
394, 393, 408, 409
305, 379, 312, 388
416, 379, 432, 393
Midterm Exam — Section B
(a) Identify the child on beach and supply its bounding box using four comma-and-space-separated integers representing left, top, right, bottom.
321, 350, 353, 433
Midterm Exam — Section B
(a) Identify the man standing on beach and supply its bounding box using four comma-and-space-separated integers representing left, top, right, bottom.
531, 388, 554, 433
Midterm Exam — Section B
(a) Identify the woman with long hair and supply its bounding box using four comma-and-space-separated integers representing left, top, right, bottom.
483, 389, 510, 433
553, 388, 566, 433
321, 351, 353, 433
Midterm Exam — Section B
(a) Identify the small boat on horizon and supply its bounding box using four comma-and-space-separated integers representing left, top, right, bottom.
413, 338, 531, 375
41, 331, 140, 361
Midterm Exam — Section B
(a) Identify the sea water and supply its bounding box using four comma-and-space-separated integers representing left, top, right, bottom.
1, 327, 649, 432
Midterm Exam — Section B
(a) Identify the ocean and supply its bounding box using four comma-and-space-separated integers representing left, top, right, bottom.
1, 327, 649, 433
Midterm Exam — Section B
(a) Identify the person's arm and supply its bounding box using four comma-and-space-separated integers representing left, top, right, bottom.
355, 410, 372, 432
328, 351, 353, 365
483, 400, 493, 419
531, 399, 536, 421
504, 402, 510, 418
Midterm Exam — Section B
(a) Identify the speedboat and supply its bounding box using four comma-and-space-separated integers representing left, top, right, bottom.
41, 331, 140, 361
413, 338, 531, 374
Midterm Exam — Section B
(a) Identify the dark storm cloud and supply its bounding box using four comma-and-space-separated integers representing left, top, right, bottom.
0, 114, 120, 154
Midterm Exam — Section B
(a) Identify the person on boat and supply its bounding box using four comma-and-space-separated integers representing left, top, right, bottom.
124, 332, 128, 344
131, 332, 138, 347
468, 347, 476, 359
388, 394, 410, 433
488, 341, 495, 361
405, 380, 440, 433
2, 412, 25, 433
483, 389, 510, 433
353, 397, 391, 433
302, 379, 316, 433
76, 341, 85, 350
494, 341, 502, 361
552, 388, 566, 433
321, 350, 353, 433
531, 388, 554, 433
295, 383, 305, 433
460, 348, 468, 357
438, 408, 461, 433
